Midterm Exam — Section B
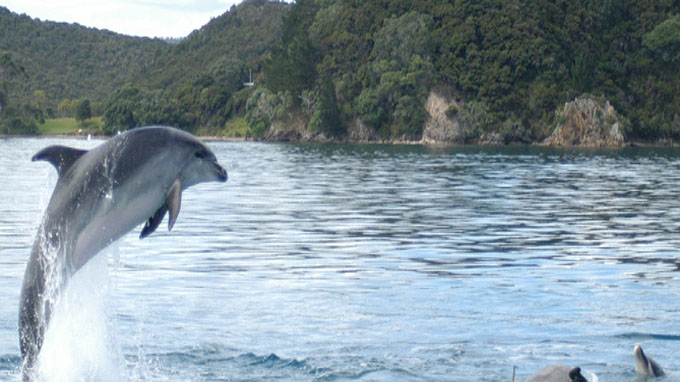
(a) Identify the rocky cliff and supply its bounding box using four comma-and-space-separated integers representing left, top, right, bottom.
421, 92, 466, 144
545, 96, 627, 147
264, 93, 631, 146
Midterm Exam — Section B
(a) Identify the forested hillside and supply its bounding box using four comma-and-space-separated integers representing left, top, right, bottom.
137, 1, 286, 92
101, 0, 288, 134
0, 0, 287, 135
247, 0, 680, 143
0, 6, 167, 133
0, 6, 165, 109
3, 0, 680, 143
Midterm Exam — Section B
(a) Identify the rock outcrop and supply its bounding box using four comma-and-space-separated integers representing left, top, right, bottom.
421, 91, 466, 144
267, 115, 380, 143
266, 112, 331, 142
348, 118, 380, 142
545, 96, 627, 147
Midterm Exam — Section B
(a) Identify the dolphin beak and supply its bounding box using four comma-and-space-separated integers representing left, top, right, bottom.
634, 345, 648, 375
213, 162, 228, 182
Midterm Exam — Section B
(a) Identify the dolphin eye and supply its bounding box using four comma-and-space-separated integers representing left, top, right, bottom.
195, 151, 206, 159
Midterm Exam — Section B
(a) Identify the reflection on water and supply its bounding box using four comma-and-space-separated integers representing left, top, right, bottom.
1, 139, 680, 381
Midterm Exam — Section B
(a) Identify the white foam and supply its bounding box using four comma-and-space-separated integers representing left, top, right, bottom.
585, 370, 598, 382
34, 249, 123, 382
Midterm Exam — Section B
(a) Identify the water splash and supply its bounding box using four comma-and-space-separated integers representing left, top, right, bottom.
34, 248, 123, 382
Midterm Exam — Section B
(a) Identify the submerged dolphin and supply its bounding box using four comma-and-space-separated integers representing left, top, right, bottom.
19, 126, 227, 377
527, 364, 588, 382
634, 345, 664, 378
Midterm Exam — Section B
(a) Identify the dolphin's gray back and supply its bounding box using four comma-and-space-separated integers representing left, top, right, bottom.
42, 127, 203, 269
527, 364, 573, 382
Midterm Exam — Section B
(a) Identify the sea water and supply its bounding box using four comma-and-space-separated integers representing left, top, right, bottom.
0, 138, 679, 381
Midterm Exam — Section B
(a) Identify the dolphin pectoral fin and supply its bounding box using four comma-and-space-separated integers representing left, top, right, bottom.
167, 179, 182, 231
32, 145, 88, 177
140, 204, 168, 239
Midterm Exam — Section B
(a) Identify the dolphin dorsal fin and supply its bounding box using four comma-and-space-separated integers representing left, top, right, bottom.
167, 179, 182, 231
32, 145, 88, 177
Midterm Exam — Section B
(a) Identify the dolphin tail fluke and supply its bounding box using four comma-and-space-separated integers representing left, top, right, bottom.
167, 179, 182, 231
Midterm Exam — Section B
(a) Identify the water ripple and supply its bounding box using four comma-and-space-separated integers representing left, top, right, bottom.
2, 141, 680, 380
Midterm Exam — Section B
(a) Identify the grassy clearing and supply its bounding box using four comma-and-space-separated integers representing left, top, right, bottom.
222, 117, 251, 137
39, 117, 102, 135
196, 117, 252, 138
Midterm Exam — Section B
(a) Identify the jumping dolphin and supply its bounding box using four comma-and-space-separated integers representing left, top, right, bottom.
634, 345, 665, 378
19, 126, 227, 378
527, 364, 589, 382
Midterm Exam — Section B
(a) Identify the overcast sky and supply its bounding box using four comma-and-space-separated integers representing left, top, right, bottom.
2, 0, 247, 38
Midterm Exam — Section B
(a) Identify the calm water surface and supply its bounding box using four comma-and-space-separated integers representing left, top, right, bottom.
0, 138, 679, 381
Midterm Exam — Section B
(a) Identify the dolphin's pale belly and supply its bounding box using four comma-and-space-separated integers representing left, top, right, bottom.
71, 177, 169, 270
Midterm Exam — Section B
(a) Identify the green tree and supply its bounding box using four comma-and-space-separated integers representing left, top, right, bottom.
75, 98, 91, 124
349, 12, 434, 138
103, 85, 142, 133
102, 84, 195, 134
309, 76, 342, 136
371, 12, 433, 68
264, 0, 319, 100
57, 98, 74, 117
643, 14, 680, 62
244, 87, 292, 137
1, 105, 39, 134
32, 90, 46, 112
0, 51, 26, 112
0, 51, 37, 134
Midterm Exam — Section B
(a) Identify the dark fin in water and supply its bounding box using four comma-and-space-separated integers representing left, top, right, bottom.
140, 203, 168, 239
32, 145, 87, 177
649, 357, 665, 377
569, 367, 588, 382
635, 345, 665, 377
167, 179, 182, 231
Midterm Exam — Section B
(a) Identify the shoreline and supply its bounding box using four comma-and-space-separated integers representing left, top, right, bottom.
3, 132, 680, 148
0, 133, 250, 142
